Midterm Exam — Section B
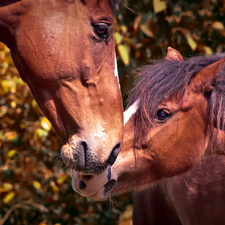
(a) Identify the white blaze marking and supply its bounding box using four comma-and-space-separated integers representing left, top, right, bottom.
114, 52, 121, 89
114, 53, 119, 78
123, 99, 139, 125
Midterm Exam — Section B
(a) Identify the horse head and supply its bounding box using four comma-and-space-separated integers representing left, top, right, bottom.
0, 0, 123, 196
76, 47, 225, 199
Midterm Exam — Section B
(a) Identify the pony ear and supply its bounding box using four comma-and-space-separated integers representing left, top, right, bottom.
165, 47, 183, 61
188, 56, 225, 93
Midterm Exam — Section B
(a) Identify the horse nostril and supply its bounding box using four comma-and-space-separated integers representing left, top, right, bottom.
73, 141, 88, 170
106, 143, 121, 166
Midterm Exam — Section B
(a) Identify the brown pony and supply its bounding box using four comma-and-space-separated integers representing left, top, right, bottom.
0, 0, 124, 199
75, 47, 225, 200
131, 49, 225, 225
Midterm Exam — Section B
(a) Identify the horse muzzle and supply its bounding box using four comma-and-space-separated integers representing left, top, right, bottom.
61, 136, 121, 175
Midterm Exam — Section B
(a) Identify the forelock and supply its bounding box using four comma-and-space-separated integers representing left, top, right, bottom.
127, 54, 225, 139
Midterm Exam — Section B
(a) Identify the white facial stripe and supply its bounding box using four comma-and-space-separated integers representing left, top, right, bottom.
114, 52, 121, 89
114, 53, 119, 78
123, 99, 139, 125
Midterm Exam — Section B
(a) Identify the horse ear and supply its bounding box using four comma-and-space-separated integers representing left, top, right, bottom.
165, 47, 183, 61
189, 56, 225, 93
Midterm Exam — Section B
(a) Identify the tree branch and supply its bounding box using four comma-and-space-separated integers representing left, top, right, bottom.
0, 199, 49, 225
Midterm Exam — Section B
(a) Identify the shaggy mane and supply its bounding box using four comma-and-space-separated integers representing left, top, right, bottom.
127, 54, 225, 148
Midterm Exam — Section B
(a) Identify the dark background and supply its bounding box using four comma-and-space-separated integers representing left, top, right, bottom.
1, 0, 225, 224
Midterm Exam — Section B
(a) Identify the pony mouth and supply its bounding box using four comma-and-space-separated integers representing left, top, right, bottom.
71, 169, 116, 200
85, 179, 116, 200
103, 179, 116, 198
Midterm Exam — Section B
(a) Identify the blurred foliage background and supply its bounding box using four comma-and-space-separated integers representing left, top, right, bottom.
1, 0, 225, 224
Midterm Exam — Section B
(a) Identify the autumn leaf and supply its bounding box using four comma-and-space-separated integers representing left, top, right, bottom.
1, 79, 15, 93
114, 32, 123, 45
7, 149, 17, 158
34, 128, 48, 141
212, 21, 224, 30
185, 32, 197, 51
0, 183, 13, 192
117, 44, 130, 66
52, 185, 59, 194
140, 15, 155, 39
134, 14, 142, 31
119, 205, 133, 225
3, 132, 17, 142
120, 25, 128, 34
57, 174, 68, 185
3, 191, 15, 204
39, 220, 47, 225
153, 0, 167, 14
33, 180, 41, 190
41, 117, 52, 131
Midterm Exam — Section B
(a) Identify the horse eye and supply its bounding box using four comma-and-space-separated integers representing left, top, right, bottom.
156, 109, 170, 121
93, 23, 109, 39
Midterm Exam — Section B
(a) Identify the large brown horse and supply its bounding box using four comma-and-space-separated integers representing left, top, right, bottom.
76, 47, 225, 200
0, 0, 124, 199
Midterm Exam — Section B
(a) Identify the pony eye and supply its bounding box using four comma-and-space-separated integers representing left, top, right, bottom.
156, 109, 170, 121
93, 23, 109, 39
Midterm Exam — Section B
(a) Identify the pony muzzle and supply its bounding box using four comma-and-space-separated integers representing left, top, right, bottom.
71, 167, 117, 200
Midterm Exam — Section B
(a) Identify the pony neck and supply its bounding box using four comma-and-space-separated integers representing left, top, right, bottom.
207, 129, 225, 155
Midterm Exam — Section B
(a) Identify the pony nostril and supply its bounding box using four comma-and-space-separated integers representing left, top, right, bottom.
81, 175, 93, 181
79, 180, 86, 190
106, 143, 121, 166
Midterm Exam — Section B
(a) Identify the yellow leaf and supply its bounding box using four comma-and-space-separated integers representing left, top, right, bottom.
0, 51, 5, 63
7, 149, 17, 158
203, 46, 213, 55
3, 191, 15, 204
153, 0, 167, 13
57, 174, 68, 185
33, 180, 41, 189
123, 37, 132, 45
119, 205, 133, 225
114, 32, 123, 45
185, 33, 197, 51
41, 117, 52, 131
0, 183, 13, 192
1, 79, 15, 93
121, 25, 128, 34
31, 99, 39, 110
212, 21, 224, 30
3, 132, 17, 142
35, 128, 48, 140
52, 185, 59, 194
117, 44, 130, 66
10, 101, 16, 108
134, 14, 142, 31
140, 15, 155, 38
0, 106, 7, 117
